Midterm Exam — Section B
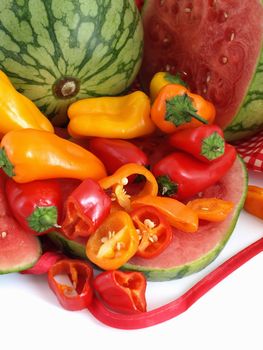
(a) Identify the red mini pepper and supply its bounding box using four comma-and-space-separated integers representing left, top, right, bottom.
152, 144, 237, 200
88, 137, 149, 175
93, 270, 147, 314
168, 124, 226, 162
61, 178, 111, 239
48, 258, 93, 311
5, 178, 63, 235
130, 205, 173, 258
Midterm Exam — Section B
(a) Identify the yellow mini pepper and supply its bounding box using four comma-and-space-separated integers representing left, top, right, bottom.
67, 91, 156, 139
150, 71, 188, 102
0, 70, 54, 134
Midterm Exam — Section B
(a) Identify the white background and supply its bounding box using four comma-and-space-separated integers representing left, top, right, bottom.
1, 170, 262, 350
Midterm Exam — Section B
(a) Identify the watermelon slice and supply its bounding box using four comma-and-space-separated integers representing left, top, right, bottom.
139, 0, 263, 141
48, 156, 248, 281
0, 173, 42, 274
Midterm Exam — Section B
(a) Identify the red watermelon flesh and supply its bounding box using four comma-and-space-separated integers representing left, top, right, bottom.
139, 0, 263, 135
124, 156, 248, 280
0, 173, 41, 274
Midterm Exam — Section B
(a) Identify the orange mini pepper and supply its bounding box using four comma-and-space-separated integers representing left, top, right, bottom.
86, 210, 139, 270
67, 91, 156, 139
132, 195, 199, 233
186, 198, 234, 222
244, 185, 263, 220
99, 163, 159, 212
0, 129, 107, 183
0, 70, 54, 135
151, 84, 216, 134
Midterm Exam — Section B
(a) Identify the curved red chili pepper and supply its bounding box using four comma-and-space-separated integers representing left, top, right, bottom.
88, 237, 263, 329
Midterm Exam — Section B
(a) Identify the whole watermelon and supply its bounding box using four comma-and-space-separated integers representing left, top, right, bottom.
0, 0, 143, 125
139, 0, 263, 141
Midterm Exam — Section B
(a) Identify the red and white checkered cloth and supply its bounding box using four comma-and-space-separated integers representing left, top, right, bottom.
234, 130, 263, 172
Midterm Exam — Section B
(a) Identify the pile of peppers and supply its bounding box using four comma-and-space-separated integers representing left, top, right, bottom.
0, 69, 262, 322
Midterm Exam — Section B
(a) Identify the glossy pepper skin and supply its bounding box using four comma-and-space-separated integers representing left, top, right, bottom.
48, 259, 93, 311
244, 185, 263, 220
0, 70, 54, 134
151, 84, 216, 134
93, 270, 147, 314
88, 138, 149, 175
86, 210, 139, 270
0, 129, 107, 183
130, 205, 173, 258
152, 144, 237, 200
132, 195, 199, 233
99, 163, 158, 211
67, 91, 156, 139
149, 71, 188, 102
5, 178, 62, 235
168, 124, 226, 162
61, 178, 111, 239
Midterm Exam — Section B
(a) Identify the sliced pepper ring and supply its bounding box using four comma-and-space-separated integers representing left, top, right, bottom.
93, 270, 147, 314
99, 163, 158, 212
130, 205, 173, 259
86, 210, 139, 270
47, 259, 93, 311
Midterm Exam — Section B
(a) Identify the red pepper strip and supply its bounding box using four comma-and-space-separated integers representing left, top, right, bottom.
61, 178, 111, 239
48, 259, 93, 311
93, 270, 147, 314
168, 124, 225, 162
130, 205, 173, 258
88, 237, 263, 329
20, 251, 65, 275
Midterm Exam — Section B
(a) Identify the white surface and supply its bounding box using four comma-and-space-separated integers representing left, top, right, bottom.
1, 171, 262, 350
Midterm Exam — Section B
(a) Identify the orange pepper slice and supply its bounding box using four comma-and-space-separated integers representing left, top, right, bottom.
244, 185, 263, 220
132, 195, 199, 233
186, 198, 234, 222
85, 210, 139, 270
99, 163, 158, 212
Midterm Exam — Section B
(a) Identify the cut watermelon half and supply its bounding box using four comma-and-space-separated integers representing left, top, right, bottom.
48, 156, 248, 281
139, 0, 263, 141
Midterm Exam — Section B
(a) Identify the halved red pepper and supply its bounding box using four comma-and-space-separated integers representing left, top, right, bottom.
93, 270, 147, 314
130, 205, 173, 258
61, 178, 111, 239
168, 124, 226, 162
48, 258, 93, 311
5, 178, 63, 235
152, 144, 237, 200
88, 137, 149, 175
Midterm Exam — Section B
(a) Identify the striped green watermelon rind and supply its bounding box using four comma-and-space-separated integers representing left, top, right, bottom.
48, 156, 248, 282
123, 156, 248, 281
224, 44, 263, 141
0, 0, 143, 125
